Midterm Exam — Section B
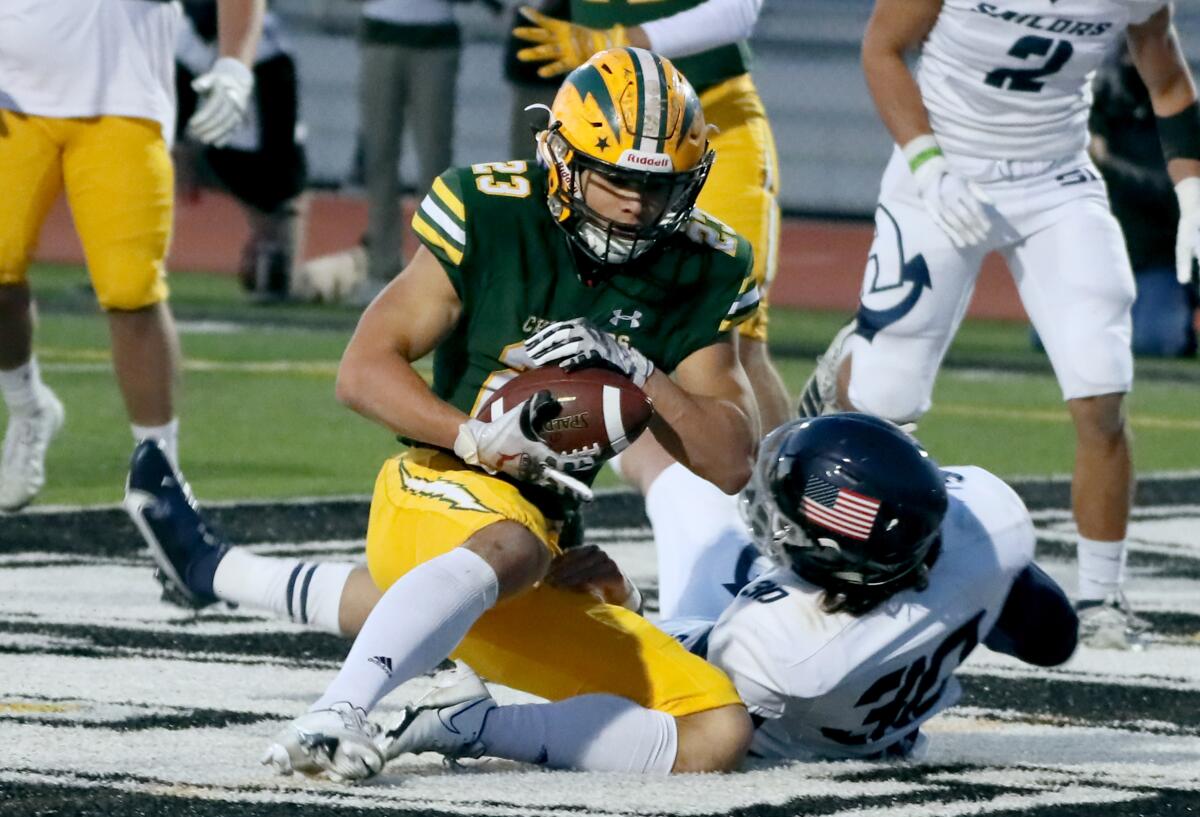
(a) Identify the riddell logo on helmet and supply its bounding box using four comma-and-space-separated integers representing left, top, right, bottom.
617, 150, 672, 172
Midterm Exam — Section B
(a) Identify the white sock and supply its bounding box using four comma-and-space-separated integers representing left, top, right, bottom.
1077, 537, 1127, 601
310, 547, 498, 713
132, 418, 179, 466
480, 694, 677, 773
0, 359, 45, 412
647, 462, 756, 621
212, 550, 354, 635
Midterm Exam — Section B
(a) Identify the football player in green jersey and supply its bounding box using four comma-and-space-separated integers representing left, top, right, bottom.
514, 0, 790, 432
162, 47, 761, 779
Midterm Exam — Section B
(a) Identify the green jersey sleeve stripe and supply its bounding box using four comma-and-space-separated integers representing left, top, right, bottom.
419, 194, 467, 249
413, 212, 464, 266
726, 283, 761, 318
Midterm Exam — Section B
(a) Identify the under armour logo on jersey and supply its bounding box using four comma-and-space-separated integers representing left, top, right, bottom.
609, 309, 643, 328
368, 655, 394, 677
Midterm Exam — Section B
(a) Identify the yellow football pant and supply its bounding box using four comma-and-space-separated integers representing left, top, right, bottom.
365, 449, 742, 717
696, 73, 781, 342
0, 112, 172, 310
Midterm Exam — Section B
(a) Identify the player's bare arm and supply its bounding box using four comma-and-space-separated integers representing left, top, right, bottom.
336, 245, 467, 449
215, 0, 265, 63
1128, 4, 1200, 285
643, 336, 758, 494
861, 0, 941, 146
1128, 6, 1200, 184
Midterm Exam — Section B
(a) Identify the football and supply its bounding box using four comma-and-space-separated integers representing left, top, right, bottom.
477, 366, 654, 460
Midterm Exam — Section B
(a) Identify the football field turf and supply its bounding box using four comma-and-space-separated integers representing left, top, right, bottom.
1, 497, 1198, 816
2, 263, 1199, 815
15, 262, 1200, 507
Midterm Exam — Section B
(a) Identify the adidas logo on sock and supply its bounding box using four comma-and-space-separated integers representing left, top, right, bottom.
368, 655, 393, 677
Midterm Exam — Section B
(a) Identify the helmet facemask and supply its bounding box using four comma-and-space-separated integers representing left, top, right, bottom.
539, 127, 713, 267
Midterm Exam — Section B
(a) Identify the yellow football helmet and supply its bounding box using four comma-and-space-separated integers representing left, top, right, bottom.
535, 47, 714, 268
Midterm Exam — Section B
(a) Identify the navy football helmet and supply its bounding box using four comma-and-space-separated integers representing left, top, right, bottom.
740, 414, 948, 594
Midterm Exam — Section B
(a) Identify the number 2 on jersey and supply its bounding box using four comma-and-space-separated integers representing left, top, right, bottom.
984, 36, 1073, 93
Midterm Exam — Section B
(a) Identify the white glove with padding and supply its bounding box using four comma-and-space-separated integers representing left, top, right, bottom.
1175, 177, 1200, 286
905, 136, 994, 249
454, 390, 594, 501
524, 318, 654, 388
187, 56, 255, 147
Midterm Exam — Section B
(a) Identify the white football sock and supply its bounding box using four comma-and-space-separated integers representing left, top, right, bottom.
212, 550, 354, 635
480, 694, 677, 773
646, 462, 758, 621
310, 547, 498, 713
1077, 537, 1127, 601
132, 418, 179, 467
0, 358, 45, 412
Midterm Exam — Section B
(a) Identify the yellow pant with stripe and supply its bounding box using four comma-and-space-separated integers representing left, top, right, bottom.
0, 112, 172, 310
696, 74, 781, 342
365, 448, 742, 717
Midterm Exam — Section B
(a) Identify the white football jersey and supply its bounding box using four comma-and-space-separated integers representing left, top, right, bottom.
0, 0, 181, 140
705, 466, 1035, 760
916, 0, 1166, 159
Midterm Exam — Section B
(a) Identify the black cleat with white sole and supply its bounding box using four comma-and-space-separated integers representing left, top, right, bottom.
124, 440, 229, 608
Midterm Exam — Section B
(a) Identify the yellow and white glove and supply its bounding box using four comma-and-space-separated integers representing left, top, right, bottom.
905, 135, 994, 249
1174, 177, 1200, 287
513, 6, 629, 79
187, 57, 255, 147
525, 318, 655, 388
454, 390, 595, 501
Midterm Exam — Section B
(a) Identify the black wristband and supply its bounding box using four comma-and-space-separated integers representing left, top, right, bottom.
1157, 101, 1200, 162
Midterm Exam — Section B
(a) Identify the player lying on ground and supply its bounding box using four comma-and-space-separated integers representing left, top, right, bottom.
374, 413, 1078, 765
621, 413, 1079, 759
130, 414, 1076, 769
128, 47, 762, 780
797, 0, 1200, 649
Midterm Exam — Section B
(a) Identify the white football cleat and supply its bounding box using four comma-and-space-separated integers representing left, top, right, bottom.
1077, 593, 1151, 651
377, 665, 497, 763
797, 320, 857, 418
262, 702, 385, 783
0, 387, 65, 512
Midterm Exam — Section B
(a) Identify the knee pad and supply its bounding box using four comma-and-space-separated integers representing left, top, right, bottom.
846, 346, 932, 425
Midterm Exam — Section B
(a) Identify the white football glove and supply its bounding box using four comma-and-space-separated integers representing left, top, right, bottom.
187, 57, 254, 147
524, 318, 655, 387
1174, 177, 1200, 286
454, 390, 594, 501
912, 154, 995, 249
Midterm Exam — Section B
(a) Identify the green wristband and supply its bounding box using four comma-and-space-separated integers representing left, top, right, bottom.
908, 146, 944, 174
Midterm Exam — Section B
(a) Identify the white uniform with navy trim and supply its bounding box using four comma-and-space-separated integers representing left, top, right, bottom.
0, 0, 181, 140
701, 467, 1034, 760
846, 0, 1166, 420
918, 0, 1166, 159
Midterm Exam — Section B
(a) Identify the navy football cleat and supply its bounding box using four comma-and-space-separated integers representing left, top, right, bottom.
123, 440, 229, 609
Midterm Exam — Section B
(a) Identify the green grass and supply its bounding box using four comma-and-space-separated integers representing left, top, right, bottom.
12, 262, 1200, 506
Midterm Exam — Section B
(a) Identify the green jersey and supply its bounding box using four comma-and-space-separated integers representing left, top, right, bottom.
570, 0, 751, 92
413, 161, 758, 421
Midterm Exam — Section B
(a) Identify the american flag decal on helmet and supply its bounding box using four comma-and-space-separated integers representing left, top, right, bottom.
801, 476, 881, 541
